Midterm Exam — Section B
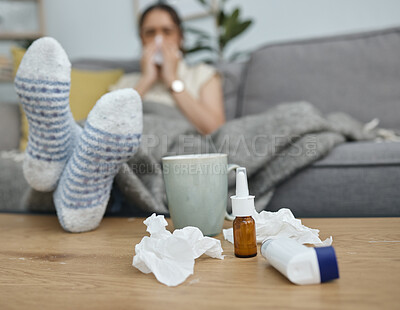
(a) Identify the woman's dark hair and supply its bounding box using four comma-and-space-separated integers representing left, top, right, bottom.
139, 3, 183, 38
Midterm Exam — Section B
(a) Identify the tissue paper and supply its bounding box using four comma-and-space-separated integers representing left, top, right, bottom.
223, 208, 332, 246
133, 213, 224, 286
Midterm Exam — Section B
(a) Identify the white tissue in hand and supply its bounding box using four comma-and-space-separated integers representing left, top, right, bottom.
153, 35, 163, 65
223, 208, 332, 246
133, 213, 224, 286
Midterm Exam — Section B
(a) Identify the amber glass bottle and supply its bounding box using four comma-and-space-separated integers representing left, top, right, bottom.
233, 216, 257, 258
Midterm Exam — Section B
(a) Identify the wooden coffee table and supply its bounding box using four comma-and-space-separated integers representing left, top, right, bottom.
0, 214, 399, 309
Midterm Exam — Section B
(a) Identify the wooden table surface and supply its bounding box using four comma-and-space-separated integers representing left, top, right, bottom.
0, 214, 399, 310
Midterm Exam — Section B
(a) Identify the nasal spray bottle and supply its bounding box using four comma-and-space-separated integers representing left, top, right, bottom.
261, 237, 339, 285
231, 167, 257, 258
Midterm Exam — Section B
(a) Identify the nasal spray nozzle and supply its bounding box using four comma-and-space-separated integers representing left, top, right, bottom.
154, 35, 163, 65
236, 167, 249, 196
231, 167, 255, 217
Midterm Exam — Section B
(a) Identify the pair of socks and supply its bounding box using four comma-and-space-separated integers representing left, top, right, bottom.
15, 37, 143, 232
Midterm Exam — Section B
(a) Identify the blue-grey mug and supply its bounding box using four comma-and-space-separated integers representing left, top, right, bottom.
162, 153, 238, 236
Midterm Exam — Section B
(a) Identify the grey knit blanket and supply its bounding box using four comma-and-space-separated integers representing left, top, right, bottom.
114, 100, 375, 214
23, 101, 375, 214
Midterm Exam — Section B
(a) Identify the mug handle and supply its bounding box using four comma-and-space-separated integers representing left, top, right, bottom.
225, 163, 240, 221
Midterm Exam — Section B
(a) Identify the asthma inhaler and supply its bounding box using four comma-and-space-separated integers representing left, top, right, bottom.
231, 167, 257, 258
261, 237, 339, 285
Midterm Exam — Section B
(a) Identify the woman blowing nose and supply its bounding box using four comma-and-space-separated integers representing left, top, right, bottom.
110, 3, 226, 135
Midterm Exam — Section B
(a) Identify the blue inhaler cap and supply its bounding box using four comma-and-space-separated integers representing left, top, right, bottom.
314, 246, 340, 283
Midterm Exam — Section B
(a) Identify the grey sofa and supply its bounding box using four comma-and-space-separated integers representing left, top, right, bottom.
1, 27, 399, 216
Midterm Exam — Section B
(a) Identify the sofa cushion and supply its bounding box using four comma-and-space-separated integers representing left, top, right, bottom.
240, 27, 400, 129
216, 61, 246, 120
0, 154, 29, 212
0, 103, 20, 151
268, 141, 400, 217
314, 141, 400, 166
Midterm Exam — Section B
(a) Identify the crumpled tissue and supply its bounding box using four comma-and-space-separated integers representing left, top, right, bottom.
223, 208, 332, 246
132, 213, 224, 286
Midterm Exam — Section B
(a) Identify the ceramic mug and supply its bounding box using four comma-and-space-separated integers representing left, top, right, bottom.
162, 153, 238, 236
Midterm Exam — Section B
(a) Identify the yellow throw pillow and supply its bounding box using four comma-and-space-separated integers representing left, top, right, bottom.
11, 47, 124, 151
11, 46, 26, 77
69, 69, 124, 121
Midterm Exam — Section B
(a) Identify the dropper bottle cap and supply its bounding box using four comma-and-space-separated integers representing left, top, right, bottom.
231, 167, 255, 217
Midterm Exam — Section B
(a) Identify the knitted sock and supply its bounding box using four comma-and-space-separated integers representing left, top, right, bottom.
15, 37, 81, 191
53, 89, 143, 233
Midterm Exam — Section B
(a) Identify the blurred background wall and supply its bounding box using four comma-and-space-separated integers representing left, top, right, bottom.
42, 0, 400, 60
1, 0, 400, 102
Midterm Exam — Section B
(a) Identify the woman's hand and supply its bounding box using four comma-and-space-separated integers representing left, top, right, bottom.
160, 42, 180, 87
140, 42, 159, 86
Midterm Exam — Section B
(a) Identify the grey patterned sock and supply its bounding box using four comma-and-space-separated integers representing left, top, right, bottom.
15, 37, 81, 191
53, 89, 143, 233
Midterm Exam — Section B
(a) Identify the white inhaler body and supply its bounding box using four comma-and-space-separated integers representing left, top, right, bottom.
261, 237, 339, 285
